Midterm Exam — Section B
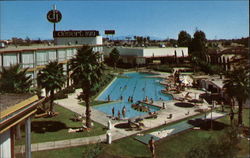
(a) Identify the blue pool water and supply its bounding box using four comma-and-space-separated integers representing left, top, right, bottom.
94, 72, 173, 118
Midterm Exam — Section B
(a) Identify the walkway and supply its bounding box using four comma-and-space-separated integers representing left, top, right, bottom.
54, 89, 110, 126
134, 112, 227, 144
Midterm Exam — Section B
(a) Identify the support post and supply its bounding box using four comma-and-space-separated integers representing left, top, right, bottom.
25, 117, 31, 158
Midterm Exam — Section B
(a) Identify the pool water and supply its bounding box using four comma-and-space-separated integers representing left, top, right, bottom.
94, 72, 173, 118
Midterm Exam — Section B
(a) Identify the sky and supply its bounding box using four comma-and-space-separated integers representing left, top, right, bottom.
0, 0, 249, 40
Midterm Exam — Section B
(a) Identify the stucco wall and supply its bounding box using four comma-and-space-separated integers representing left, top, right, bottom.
142, 48, 188, 57
55, 36, 103, 45
0, 130, 11, 158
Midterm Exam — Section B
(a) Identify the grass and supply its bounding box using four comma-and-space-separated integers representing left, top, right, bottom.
16, 105, 106, 145
16, 146, 84, 158
217, 107, 250, 128
97, 137, 151, 158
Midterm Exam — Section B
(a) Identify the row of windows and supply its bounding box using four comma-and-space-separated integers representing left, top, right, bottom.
0, 48, 78, 69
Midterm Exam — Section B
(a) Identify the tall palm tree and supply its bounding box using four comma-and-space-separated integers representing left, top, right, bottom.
223, 67, 250, 125
69, 46, 104, 128
0, 64, 32, 93
37, 61, 65, 114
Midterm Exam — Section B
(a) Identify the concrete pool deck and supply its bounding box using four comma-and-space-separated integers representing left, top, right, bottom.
55, 86, 212, 133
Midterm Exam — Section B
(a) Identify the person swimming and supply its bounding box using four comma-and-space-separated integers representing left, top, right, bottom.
112, 107, 115, 117
122, 106, 126, 118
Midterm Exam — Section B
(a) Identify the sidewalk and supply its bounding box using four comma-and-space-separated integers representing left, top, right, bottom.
54, 89, 110, 126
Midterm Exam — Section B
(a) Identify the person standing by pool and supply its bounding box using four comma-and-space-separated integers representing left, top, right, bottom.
128, 96, 131, 102
120, 95, 123, 100
118, 110, 121, 119
148, 136, 156, 158
112, 107, 115, 117
131, 96, 134, 103
122, 106, 126, 118
108, 95, 111, 102
162, 102, 165, 109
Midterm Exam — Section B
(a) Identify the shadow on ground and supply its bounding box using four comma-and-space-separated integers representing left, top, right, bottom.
31, 121, 67, 133
175, 102, 195, 108
114, 123, 130, 129
188, 119, 228, 130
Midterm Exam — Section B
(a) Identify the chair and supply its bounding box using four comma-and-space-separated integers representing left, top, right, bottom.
167, 114, 173, 119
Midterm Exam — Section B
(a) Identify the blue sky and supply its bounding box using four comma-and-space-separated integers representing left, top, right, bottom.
0, 1, 249, 40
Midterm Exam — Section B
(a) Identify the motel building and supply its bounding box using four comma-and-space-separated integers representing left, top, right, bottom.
0, 94, 44, 158
104, 46, 189, 65
0, 30, 103, 157
0, 30, 104, 86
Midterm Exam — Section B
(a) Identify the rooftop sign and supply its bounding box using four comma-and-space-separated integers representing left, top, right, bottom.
53, 30, 99, 37
47, 9, 62, 23
105, 30, 115, 35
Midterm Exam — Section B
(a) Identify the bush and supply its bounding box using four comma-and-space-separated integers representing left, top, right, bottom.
54, 91, 68, 99
63, 86, 75, 94
185, 126, 240, 158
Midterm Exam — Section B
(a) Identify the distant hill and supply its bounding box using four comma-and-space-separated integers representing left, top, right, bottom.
110, 35, 165, 41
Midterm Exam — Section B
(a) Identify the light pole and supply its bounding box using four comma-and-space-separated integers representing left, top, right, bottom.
210, 100, 215, 130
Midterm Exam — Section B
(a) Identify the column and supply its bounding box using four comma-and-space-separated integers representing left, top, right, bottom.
11, 127, 15, 158
25, 117, 31, 158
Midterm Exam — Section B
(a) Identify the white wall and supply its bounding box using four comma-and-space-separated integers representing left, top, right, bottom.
36, 51, 48, 66
118, 48, 144, 57
143, 48, 188, 57
48, 50, 57, 62
55, 36, 103, 45
22, 52, 34, 68
58, 49, 66, 61
0, 130, 11, 158
104, 47, 188, 58
3, 53, 18, 67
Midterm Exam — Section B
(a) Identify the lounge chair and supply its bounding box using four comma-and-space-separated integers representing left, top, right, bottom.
167, 114, 173, 119
144, 112, 158, 119
128, 120, 142, 130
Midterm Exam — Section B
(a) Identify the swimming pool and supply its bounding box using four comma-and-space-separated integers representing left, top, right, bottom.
94, 72, 173, 118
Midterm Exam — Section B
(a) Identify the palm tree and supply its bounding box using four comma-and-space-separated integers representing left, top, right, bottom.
109, 48, 120, 70
0, 64, 32, 93
37, 61, 65, 114
223, 67, 250, 125
69, 46, 104, 128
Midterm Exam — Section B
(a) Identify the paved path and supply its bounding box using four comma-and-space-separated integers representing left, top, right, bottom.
55, 89, 110, 126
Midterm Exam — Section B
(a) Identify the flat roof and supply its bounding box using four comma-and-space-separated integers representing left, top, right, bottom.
0, 93, 34, 111
115, 46, 188, 50
0, 44, 102, 53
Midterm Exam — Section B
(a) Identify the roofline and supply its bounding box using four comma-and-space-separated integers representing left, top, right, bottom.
0, 44, 103, 54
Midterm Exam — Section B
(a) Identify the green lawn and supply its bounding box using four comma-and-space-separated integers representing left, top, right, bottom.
16, 146, 84, 158
16, 105, 106, 145
217, 107, 250, 128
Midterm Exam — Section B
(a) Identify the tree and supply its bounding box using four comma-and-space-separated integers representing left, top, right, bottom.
69, 46, 104, 128
109, 48, 120, 70
0, 64, 32, 93
25, 36, 31, 46
223, 67, 250, 125
177, 31, 192, 47
186, 127, 240, 158
37, 61, 65, 114
190, 30, 207, 60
